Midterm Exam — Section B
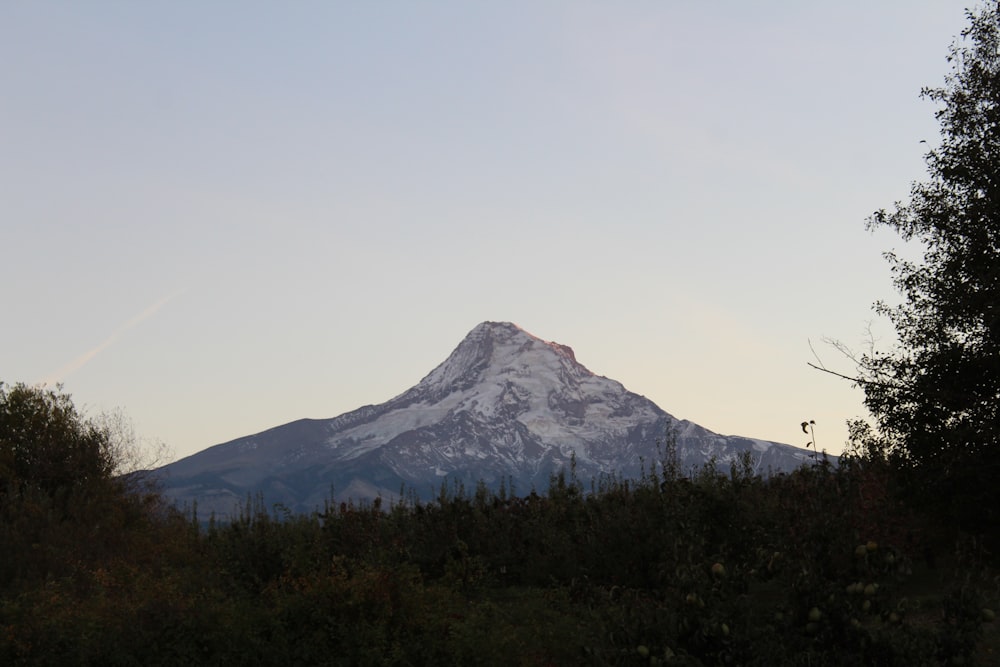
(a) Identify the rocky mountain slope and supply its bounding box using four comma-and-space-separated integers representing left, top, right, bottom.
156, 322, 816, 516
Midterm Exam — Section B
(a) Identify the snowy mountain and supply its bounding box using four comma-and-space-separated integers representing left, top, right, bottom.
156, 321, 816, 517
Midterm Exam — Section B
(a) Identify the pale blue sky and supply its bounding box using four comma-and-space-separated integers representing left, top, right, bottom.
2, 2, 970, 461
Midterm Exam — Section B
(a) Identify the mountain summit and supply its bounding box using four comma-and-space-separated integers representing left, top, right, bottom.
157, 322, 813, 516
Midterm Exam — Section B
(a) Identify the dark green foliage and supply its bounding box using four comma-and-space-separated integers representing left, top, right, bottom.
0, 382, 115, 500
1, 444, 996, 664
0, 385, 995, 663
0, 383, 164, 594
860, 2, 1000, 536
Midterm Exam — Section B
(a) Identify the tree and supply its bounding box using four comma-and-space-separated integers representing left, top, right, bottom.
0, 382, 168, 500
0, 382, 116, 499
858, 3, 1000, 533
0, 382, 169, 591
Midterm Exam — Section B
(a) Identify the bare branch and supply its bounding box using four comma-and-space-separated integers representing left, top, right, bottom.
806, 362, 863, 385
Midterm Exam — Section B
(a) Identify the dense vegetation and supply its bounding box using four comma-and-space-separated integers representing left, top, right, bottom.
0, 381, 997, 665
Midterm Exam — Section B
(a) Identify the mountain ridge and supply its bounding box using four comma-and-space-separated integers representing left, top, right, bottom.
156, 321, 815, 516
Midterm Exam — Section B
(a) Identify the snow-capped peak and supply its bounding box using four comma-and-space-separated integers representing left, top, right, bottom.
413, 321, 589, 400
157, 321, 817, 514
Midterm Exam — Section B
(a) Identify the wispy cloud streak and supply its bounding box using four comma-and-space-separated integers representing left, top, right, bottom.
40, 289, 184, 385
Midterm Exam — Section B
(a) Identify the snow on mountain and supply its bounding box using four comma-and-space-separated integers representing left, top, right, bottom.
322, 322, 661, 463
156, 321, 817, 517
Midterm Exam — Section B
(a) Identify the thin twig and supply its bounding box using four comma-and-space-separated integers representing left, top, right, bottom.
806, 362, 862, 384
